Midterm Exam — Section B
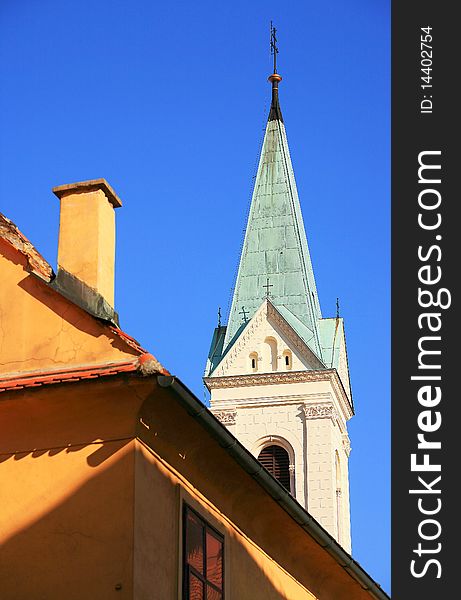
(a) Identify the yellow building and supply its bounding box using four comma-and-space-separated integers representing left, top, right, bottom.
0, 180, 388, 599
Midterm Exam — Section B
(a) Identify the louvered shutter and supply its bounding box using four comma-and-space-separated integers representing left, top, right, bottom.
258, 445, 290, 491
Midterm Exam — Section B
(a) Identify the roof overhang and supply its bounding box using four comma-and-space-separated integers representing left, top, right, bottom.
159, 374, 385, 599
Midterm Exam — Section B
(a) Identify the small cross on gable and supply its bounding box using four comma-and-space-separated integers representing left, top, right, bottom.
263, 278, 273, 298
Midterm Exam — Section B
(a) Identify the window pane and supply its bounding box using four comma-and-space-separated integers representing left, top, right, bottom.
206, 584, 222, 600
186, 511, 204, 575
206, 531, 223, 589
189, 573, 204, 600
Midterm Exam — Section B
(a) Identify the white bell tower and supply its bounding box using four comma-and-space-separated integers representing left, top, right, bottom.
204, 54, 354, 553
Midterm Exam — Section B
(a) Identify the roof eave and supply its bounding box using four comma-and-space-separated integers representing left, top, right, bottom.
158, 374, 388, 600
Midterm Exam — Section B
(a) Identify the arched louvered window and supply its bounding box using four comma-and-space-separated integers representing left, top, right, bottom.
258, 445, 290, 491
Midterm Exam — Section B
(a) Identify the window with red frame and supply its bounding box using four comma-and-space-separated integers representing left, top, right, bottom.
183, 505, 224, 600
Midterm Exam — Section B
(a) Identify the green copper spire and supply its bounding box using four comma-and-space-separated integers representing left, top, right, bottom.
223, 69, 323, 358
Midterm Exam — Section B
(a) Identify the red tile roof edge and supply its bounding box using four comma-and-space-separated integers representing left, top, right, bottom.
0, 213, 54, 281
0, 354, 170, 394
109, 326, 149, 354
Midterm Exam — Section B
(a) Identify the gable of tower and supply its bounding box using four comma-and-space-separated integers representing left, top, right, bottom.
208, 299, 325, 378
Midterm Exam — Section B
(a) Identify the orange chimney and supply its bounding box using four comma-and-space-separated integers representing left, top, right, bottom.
53, 179, 122, 310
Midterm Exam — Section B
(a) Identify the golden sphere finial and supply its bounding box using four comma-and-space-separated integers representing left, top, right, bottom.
268, 73, 282, 84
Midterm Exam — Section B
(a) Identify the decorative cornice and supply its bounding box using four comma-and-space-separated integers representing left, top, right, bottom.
206, 369, 332, 389
210, 391, 331, 412
205, 369, 353, 421
330, 372, 354, 421
212, 410, 237, 426
302, 402, 337, 421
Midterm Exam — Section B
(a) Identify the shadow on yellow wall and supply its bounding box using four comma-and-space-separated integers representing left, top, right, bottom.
0, 441, 312, 600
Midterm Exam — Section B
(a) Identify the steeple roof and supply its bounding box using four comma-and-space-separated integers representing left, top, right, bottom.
223, 72, 323, 359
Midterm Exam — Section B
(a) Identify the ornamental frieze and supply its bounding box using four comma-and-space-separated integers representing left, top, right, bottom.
207, 369, 332, 388
302, 402, 337, 421
212, 410, 237, 426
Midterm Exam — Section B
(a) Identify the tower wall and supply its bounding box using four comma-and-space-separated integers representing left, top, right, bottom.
208, 370, 353, 553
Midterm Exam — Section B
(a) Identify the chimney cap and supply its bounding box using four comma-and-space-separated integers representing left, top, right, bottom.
52, 178, 122, 208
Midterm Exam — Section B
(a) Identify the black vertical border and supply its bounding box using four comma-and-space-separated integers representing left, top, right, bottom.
392, 2, 456, 598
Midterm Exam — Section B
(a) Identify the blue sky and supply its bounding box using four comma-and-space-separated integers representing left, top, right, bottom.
0, 0, 390, 592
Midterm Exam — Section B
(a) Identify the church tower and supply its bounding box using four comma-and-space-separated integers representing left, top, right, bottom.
204, 29, 354, 553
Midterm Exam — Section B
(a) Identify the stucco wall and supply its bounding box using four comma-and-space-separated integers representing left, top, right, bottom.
1, 375, 363, 599
209, 377, 352, 554
0, 378, 145, 600
137, 384, 373, 600
134, 441, 318, 600
0, 242, 138, 377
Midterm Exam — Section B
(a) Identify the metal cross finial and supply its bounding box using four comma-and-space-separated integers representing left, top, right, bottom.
217, 306, 222, 327
336, 297, 340, 318
263, 278, 273, 298
270, 21, 279, 73
239, 306, 249, 322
